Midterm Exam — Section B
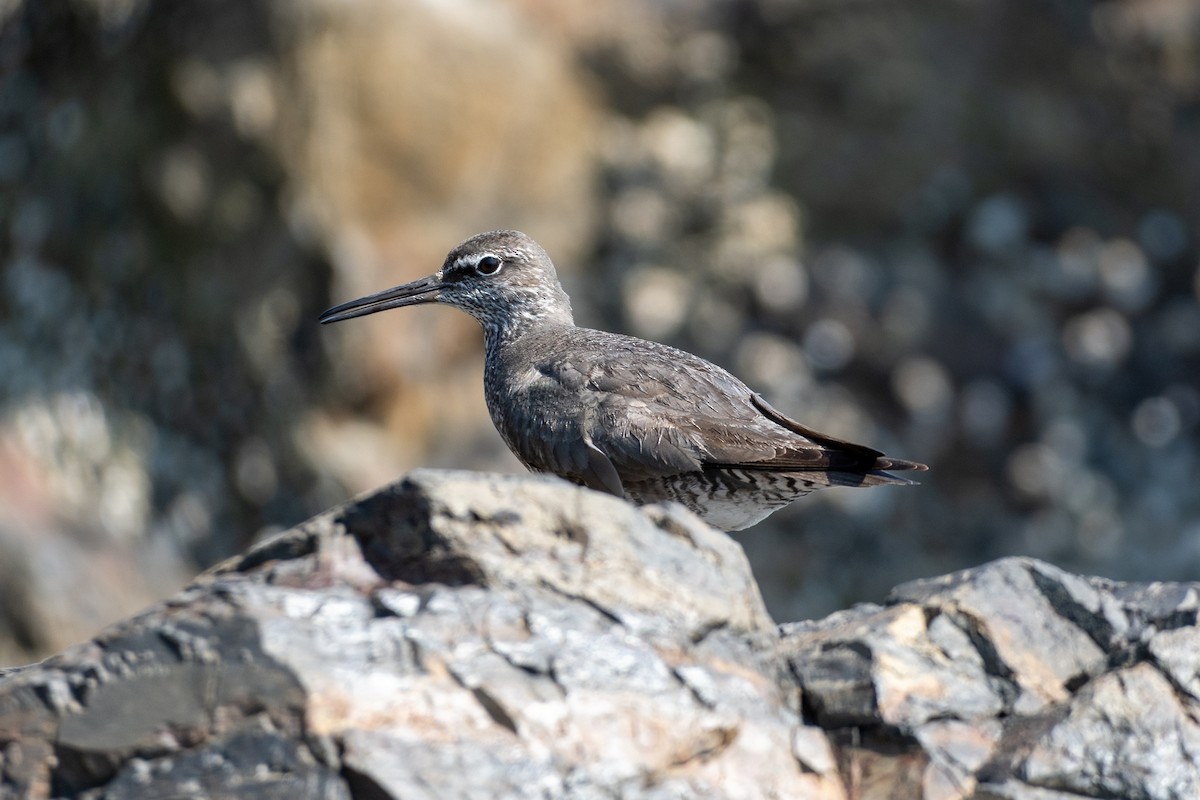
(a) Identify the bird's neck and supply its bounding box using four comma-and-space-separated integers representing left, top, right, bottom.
479, 294, 575, 355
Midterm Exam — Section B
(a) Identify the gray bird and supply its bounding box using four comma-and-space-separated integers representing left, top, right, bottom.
320, 230, 927, 530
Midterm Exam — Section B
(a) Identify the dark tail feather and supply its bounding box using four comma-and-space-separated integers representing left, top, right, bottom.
752, 393, 930, 478
822, 468, 921, 489
872, 456, 928, 473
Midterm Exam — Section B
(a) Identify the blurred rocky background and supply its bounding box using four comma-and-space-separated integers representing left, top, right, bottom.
1, 0, 1197, 665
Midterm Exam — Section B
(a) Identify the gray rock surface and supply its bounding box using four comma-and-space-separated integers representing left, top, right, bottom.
3, 470, 1198, 799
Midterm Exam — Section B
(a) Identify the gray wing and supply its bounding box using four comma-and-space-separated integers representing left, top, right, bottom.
584, 354, 891, 477
495, 331, 918, 498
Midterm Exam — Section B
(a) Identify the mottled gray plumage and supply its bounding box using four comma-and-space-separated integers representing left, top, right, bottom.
320, 230, 927, 530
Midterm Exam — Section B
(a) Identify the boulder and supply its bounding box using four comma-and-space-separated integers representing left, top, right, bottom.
2, 470, 1197, 799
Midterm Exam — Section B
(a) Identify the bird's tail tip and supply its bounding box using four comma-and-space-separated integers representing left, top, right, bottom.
866, 456, 928, 487
874, 457, 928, 473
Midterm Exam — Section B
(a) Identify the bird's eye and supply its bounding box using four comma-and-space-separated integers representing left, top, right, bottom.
476, 255, 503, 276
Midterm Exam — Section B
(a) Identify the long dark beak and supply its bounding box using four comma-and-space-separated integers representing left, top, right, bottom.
319, 274, 443, 324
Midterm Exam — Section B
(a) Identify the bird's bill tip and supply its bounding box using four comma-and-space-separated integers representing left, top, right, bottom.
318, 275, 443, 324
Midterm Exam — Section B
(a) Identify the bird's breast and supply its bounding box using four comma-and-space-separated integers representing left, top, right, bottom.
484, 358, 584, 465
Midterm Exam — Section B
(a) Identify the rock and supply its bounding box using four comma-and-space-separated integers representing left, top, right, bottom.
784, 558, 1200, 799
3, 471, 1199, 799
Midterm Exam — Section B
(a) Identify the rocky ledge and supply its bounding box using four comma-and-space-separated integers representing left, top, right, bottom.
2, 470, 1198, 799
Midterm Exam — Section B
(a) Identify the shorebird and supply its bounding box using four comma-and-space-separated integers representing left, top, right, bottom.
320, 230, 926, 530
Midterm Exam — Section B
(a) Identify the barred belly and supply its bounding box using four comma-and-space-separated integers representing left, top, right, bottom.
623, 470, 820, 531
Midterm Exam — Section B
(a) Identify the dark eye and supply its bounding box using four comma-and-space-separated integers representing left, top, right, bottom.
476, 255, 503, 276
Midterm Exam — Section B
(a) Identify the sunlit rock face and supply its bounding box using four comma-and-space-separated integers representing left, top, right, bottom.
4, 471, 1199, 799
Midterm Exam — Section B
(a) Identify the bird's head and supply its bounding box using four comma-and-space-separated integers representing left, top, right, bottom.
319, 230, 574, 338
